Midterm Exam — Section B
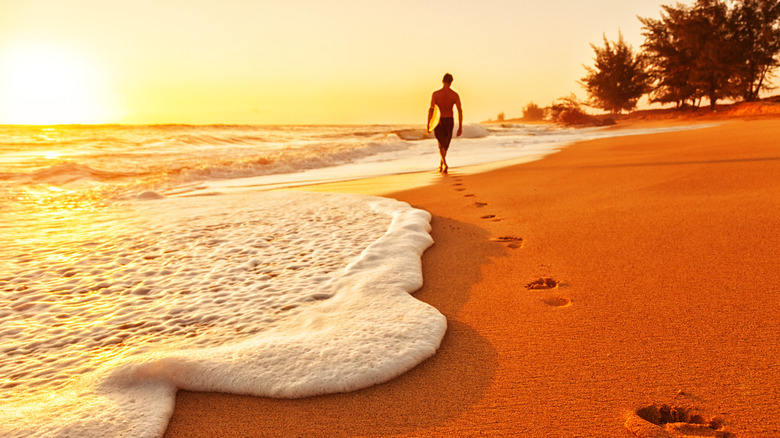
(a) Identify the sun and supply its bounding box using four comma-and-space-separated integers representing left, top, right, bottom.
0, 44, 117, 125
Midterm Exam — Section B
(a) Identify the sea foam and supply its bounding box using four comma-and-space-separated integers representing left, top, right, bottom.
0, 190, 445, 437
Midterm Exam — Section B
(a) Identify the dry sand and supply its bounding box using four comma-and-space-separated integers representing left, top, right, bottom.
164, 119, 780, 437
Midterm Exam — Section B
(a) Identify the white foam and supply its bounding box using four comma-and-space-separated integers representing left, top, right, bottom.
456, 123, 489, 138
0, 190, 444, 437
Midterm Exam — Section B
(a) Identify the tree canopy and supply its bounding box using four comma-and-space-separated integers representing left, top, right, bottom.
640, 0, 735, 109
731, 0, 780, 101
581, 32, 650, 114
579, 0, 780, 112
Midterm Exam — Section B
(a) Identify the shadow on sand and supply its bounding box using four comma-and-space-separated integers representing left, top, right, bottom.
164, 212, 504, 437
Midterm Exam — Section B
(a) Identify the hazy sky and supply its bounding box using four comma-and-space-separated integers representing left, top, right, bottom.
1, 0, 674, 125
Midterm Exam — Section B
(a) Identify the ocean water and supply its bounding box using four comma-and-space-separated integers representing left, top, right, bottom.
0, 122, 701, 437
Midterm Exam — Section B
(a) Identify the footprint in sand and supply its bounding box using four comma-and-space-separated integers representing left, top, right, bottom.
625, 403, 734, 437
452, 182, 463, 186
455, 188, 466, 192
490, 235, 522, 248
525, 277, 558, 289
542, 296, 571, 307
464, 194, 476, 198
525, 278, 571, 307
475, 201, 487, 208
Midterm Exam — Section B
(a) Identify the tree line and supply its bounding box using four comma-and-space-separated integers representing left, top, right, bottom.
581, 0, 780, 114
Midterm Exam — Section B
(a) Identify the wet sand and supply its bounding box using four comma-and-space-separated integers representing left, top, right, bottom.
164, 119, 780, 437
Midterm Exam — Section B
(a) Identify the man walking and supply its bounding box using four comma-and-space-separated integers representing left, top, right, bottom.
427, 73, 462, 173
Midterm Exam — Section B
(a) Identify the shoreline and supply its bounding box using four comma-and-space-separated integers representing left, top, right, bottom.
164, 119, 780, 437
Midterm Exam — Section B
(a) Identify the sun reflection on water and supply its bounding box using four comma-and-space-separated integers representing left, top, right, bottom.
1, 191, 392, 403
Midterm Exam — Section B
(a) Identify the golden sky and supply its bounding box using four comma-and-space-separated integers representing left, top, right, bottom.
1, 0, 671, 125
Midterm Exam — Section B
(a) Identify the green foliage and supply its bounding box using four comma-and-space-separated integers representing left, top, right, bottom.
639, 0, 780, 108
581, 32, 651, 114
640, 0, 735, 109
549, 94, 587, 124
574, 0, 780, 114
522, 102, 545, 120
730, 0, 780, 101
639, 8, 699, 107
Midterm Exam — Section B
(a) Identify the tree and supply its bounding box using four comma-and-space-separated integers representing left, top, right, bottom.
731, 0, 780, 101
640, 3, 705, 108
581, 32, 651, 114
640, 11, 695, 107
687, 0, 736, 109
638, 0, 780, 109
640, 0, 740, 110
522, 102, 545, 120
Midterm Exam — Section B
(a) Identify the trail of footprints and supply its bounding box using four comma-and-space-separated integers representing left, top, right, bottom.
449, 176, 740, 434
447, 176, 739, 434
449, 176, 569, 308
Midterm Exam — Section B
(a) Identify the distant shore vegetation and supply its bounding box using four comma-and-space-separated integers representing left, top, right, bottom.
496, 0, 780, 125
588, 0, 780, 114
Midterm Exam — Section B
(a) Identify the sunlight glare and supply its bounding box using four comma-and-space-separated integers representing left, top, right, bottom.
0, 44, 116, 125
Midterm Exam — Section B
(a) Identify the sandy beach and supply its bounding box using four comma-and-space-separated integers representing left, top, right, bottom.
163, 118, 780, 437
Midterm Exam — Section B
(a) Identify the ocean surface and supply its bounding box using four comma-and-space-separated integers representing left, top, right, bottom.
0, 122, 700, 437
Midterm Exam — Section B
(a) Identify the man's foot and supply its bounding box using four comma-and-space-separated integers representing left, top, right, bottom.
442, 164, 448, 174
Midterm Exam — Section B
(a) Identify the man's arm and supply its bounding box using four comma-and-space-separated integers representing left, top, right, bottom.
427, 94, 436, 132
456, 94, 463, 136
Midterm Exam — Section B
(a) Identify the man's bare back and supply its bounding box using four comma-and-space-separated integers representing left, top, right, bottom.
431, 87, 461, 118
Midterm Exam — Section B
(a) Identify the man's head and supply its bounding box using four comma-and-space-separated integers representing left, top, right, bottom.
442, 73, 453, 85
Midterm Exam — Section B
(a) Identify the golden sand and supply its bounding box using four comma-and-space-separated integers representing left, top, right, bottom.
164, 119, 780, 437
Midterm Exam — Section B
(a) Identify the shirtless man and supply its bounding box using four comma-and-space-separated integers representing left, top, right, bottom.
427, 73, 463, 173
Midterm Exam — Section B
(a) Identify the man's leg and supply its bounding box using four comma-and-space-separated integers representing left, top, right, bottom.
439, 144, 449, 173
434, 118, 453, 173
